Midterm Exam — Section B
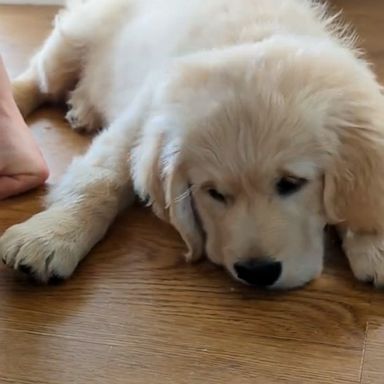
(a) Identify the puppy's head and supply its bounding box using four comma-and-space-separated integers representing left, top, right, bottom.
134, 36, 384, 289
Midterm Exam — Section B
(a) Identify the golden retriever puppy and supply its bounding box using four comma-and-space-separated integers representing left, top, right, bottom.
1, 0, 384, 289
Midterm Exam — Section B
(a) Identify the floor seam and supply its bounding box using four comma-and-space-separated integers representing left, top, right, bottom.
359, 321, 369, 384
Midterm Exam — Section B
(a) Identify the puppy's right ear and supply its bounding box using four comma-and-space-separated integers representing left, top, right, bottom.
164, 151, 204, 263
131, 125, 168, 221
131, 116, 204, 262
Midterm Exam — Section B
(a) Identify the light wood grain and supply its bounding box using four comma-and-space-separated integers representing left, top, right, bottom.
0, 3, 384, 384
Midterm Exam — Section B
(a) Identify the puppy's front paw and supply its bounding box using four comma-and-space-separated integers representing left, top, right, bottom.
343, 231, 384, 287
0, 211, 85, 283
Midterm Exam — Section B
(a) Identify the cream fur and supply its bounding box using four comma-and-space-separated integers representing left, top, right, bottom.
1, 0, 384, 289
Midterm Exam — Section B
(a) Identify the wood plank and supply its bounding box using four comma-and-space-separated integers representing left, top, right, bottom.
359, 320, 384, 384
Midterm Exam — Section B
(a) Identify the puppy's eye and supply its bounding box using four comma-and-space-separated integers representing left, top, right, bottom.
207, 188, 227, 203
276, 176, 308, 196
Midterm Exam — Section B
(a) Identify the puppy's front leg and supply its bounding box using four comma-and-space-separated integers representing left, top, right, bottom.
341, 229, 384, 287
0, 111, 139, 282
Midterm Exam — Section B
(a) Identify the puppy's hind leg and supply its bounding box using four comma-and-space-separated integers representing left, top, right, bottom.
66, 81, 102, 133
12, 18, 84, 117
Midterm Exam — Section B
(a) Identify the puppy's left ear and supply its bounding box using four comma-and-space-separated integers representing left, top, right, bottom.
323, 81, 384, 234
165, 158, 204, 262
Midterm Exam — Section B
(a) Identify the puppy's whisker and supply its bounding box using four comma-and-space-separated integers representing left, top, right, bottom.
174, 187, 193, 204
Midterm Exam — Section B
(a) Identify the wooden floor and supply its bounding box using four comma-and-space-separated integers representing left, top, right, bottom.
0, 2, 384, 383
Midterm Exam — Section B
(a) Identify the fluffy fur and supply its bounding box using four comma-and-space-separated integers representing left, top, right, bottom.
2, 0, 384, 289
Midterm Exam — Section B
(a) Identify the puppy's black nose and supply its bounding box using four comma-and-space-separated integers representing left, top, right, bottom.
234, 259, 282, 287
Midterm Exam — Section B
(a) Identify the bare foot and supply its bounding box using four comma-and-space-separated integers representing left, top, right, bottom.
0, 59, 49, 200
